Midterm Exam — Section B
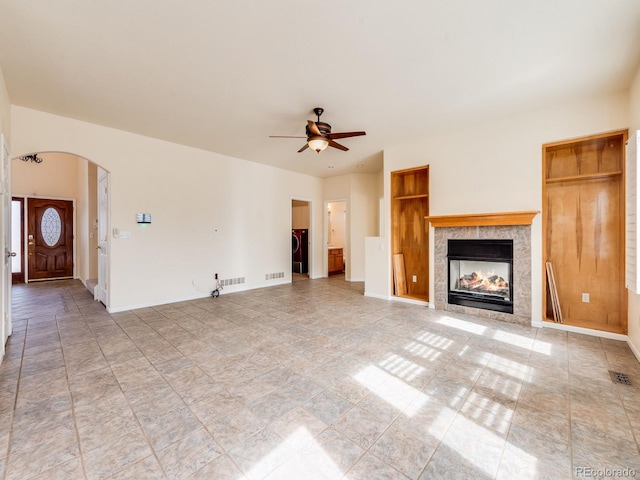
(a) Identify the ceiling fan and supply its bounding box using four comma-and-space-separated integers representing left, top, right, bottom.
270, 107, 366, 153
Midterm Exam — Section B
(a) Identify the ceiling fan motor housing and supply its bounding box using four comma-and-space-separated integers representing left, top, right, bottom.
306, 122, 331, 136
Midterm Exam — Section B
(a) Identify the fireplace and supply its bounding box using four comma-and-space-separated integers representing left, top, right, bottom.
447, 239, 513, 314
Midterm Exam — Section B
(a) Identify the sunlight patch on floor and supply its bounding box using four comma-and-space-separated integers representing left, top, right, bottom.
378, 353, 426, 381
436, 316, 488, 335
404, 341, 443, 362
486, 355, 529, 382
461, 391, 514, 435
355, 365, 428, 416
435, 406, 538, 478
248, 427, 342, 480
413, 331, 455, 350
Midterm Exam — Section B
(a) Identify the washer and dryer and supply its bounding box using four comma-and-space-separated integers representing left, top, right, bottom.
292, 229, 308, 273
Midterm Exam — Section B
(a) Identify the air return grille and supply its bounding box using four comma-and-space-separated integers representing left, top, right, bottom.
609, 370, 632, 386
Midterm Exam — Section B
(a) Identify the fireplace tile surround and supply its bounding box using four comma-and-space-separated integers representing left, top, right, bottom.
433, 224, 533, 325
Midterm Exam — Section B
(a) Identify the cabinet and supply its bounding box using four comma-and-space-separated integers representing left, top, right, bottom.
391, 166, 429, 301
542, 130, 626, 333
328, 248, 343, 275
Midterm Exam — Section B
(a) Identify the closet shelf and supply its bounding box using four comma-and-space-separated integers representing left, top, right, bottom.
546, 171, 622, 184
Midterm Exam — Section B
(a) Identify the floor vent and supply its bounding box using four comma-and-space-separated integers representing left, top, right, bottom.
221, 277, 245, 287
609, 370, 632, 386
265, 272, 285, 280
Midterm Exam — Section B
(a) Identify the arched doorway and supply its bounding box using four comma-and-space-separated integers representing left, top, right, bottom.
10, 151, 110, 306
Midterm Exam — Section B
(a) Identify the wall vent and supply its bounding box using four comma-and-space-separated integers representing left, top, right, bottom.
265, 272, 285, 280
221, 277, 245, 287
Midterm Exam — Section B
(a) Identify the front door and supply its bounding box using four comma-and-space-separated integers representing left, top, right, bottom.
27, 198, 74, 280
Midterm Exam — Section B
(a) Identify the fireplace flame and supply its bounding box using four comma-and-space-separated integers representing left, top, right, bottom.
459, 270, 509, 295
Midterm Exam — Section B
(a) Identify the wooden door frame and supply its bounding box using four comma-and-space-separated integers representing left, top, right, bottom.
24, 195, 76, 282
541, 129, 627, 331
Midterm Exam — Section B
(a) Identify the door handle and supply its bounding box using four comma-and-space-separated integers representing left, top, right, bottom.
96, 245, 101, 250
7, 252, 16, 257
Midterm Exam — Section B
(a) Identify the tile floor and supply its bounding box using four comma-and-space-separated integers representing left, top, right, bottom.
0, 277, 639, 479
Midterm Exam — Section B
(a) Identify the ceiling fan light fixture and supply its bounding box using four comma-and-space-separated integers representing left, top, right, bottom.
308, 136, 329, 153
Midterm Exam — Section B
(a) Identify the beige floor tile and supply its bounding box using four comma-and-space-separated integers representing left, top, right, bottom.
188, 454, 247, 480
82, 428, 153, 480
156, 428, 223, 479
228, 428, 291, 480
4, 279, 640, 479
346, 452, 409, 479
370, 423, 437, 478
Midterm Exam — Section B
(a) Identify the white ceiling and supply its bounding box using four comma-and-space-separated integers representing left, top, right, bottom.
1, 1, 640, 178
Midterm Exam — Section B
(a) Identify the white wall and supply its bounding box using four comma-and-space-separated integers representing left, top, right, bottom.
12, 152, 80, 198
11, 106, 325, 312
627, 65, 640, 359
76, 159, 98, 285
324, 173, 380, 281
380, 91, 630, 322
0, 69, 9, 143
349, 174, 379, 282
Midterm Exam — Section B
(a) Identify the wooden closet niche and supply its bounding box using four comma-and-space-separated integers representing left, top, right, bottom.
391, 165, 429, 301
542, 130, 627, 334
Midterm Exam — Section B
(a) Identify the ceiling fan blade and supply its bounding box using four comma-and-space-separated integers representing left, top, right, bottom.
308, 120, 322, 136
327, 131, 366, 140
328, 140, 349, 151
297, 143, 309, 153
269, 135, 307, 138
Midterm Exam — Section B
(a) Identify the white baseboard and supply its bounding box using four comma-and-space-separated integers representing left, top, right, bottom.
364, 292, 390, 301
107, 291, 213, 313
390, 296, 431, 307
538, 320, 628, 342
627, 337, 640, 364
106, 277, 299, 313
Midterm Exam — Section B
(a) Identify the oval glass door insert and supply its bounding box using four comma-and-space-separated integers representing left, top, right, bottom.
41, 207, 62, 246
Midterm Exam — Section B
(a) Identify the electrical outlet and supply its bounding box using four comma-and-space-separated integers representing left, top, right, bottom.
582, 293, 590, 303
412, 275, 417, 283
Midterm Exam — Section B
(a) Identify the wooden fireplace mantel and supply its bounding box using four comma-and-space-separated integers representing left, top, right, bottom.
425, 211, 539, 227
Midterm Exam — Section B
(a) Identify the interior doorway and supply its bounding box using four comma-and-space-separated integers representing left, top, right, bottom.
291, 199, 310, 280
10, 152, 107, 307
327, 200, 346, 277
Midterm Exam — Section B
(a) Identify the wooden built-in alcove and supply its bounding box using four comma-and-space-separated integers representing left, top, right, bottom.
542, 130, 627, 334
391, 165, 429, 301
